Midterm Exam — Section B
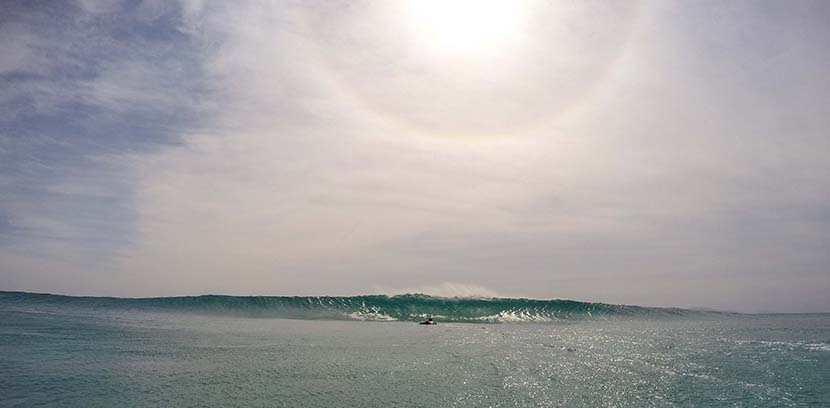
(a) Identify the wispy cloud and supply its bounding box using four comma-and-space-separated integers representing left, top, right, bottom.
0, 0, 208, 290
2, 0, 828, 312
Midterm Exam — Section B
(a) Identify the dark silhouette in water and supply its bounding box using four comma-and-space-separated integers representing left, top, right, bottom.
419, 317, 436, 325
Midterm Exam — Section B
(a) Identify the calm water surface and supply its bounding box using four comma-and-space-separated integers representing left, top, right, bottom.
1, 304, 828, 407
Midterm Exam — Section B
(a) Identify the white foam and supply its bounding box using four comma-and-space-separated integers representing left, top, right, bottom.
476, 310, 554, 323
372, 282, 501, 298
346, 306, 397, 321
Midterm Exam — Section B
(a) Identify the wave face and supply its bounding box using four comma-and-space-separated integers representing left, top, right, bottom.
0, 291, 697, 323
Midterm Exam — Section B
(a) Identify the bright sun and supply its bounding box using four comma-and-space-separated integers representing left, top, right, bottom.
316, 1, 635, 136
403, 0, 527, 56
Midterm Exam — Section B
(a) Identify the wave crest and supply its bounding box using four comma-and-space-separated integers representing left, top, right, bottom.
0, 291, 700, 323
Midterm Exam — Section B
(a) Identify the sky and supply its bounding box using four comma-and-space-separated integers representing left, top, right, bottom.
1, 0, 828, 313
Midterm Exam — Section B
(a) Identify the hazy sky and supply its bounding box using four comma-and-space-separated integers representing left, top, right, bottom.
1, 0, 828, 312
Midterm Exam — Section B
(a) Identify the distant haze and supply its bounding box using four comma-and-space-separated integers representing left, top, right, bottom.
1, 0, 828, 313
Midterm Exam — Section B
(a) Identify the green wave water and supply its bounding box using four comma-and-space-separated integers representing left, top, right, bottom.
0, 291, 699, 322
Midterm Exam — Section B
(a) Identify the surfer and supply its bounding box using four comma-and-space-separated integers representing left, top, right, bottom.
419, 317, 436, 325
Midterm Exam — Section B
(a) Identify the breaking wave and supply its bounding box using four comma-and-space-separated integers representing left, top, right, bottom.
0, 291, 704, 323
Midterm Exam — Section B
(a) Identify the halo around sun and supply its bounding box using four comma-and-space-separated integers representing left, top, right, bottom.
311, 1, 640, 138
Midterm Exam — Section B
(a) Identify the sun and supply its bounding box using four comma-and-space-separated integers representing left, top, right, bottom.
402, 0, 528, 57
312, 1, 637, 137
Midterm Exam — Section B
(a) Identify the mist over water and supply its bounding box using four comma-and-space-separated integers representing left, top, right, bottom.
2, 292, 828, 407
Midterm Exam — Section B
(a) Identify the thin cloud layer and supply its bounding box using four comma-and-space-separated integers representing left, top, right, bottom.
1, 0, 828, 312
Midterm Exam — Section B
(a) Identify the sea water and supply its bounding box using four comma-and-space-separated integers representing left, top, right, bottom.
1, 292, 828, 407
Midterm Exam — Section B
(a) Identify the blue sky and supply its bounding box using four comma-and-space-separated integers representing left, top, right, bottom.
1, 0, 828, 312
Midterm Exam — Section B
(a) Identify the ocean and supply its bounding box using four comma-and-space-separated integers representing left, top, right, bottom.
1, 291, 828, 407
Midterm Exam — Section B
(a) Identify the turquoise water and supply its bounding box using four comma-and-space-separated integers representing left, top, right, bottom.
0, 292, 695, 322
1, 292, 828, 407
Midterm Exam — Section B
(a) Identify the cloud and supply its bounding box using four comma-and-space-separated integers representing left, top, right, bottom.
0, 0, 208, 290
2, 0, 829, 312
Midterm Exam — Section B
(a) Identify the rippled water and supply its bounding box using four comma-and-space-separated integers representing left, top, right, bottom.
1, 304, 828, 407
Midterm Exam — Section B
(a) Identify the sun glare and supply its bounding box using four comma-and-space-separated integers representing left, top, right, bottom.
403, 0, 527, 56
